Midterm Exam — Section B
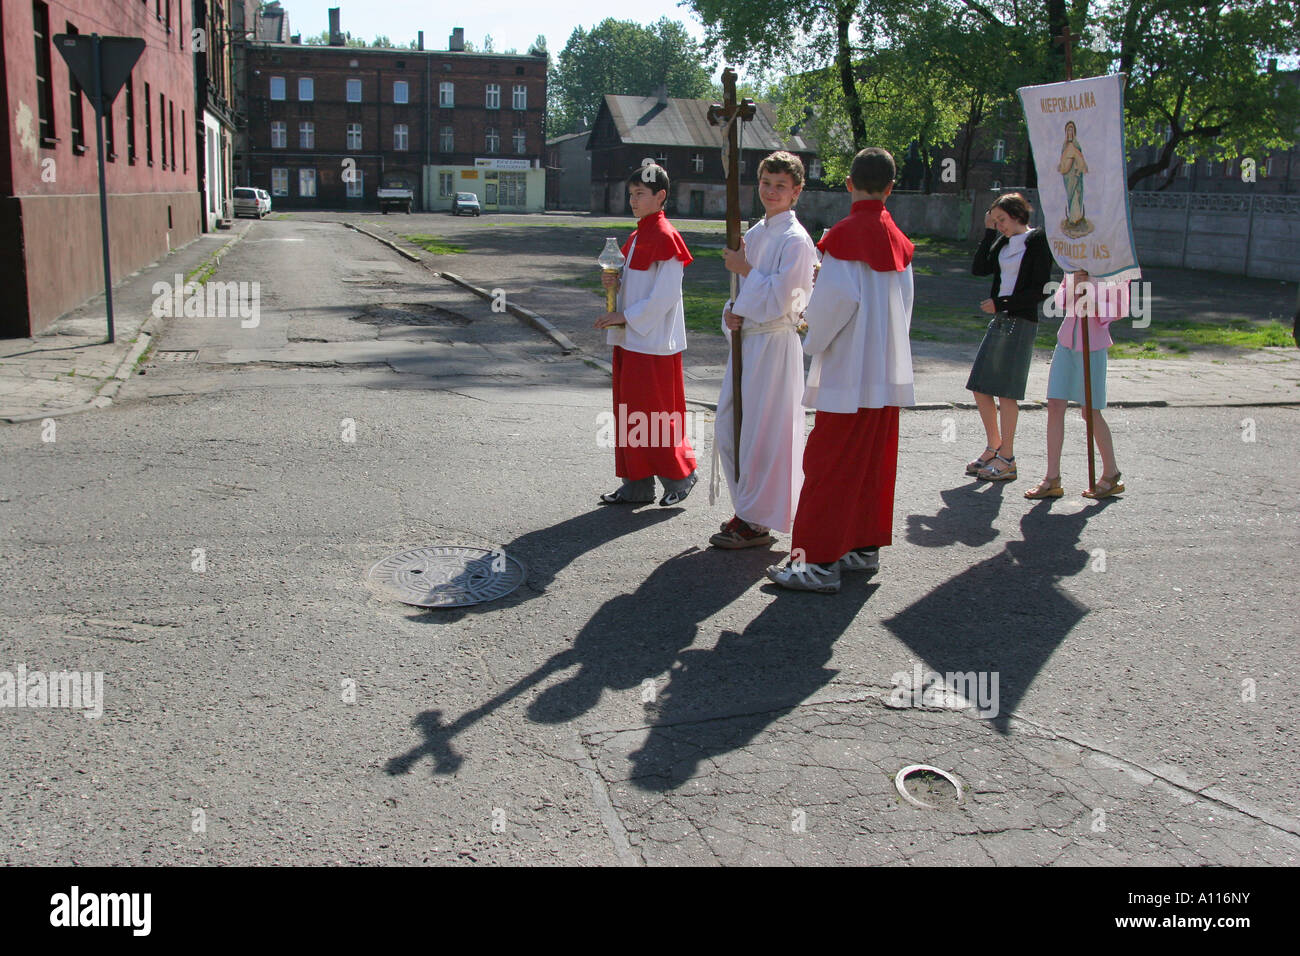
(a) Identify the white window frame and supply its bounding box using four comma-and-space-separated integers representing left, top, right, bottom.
485, 127, 499, 154
692, 152, 704, 173
439, 81, 454, 107
269, 76, 285, 100
298, 77, 314, 101
485, 83, 500, 109
1204, 159, 1217, 176
299, 121, 314, 149
270, 121, 286, 149
513, 128, 526, 154
440, 126, 454, 152
271, 167, 289, 196
298, 168, 316, 197
809, 160, 823, 179
393, 80, 408, 104
512, 84, 526, 110
439, 171, 454, 197
393, 123, 409, 151
346, 78, 361, 103
993, 139, 1006, 162
346, 169, 364, 198
346, 123, 362, 150
1265, 156, 1275, 177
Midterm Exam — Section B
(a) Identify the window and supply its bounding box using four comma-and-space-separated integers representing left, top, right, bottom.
105, 101, 116, 161
346, 169, 364, 198
655, 152, 667, 166
393, 80, 408, 104
440, 126, 454, 152
993, 139, 1006, 162
692, 152, 704, 173
1224, 158, 1236, 178
485, 127, 499, 153
169, 100, 175, 170
159, 92, 166, 167
513, 129, 526, 154
347, 124, 362, 150
809, 159, 823, 179
990, 179, 1002, 190
512, 85, 527, 110
271, 121, 286, 148
1204, 159, 1217, 176
180, 109, 186, 172
394, 124, 409, 151
145, 82, 153, 164
499, 171, 526, 206
298, 77, 314, 101
439, 171, 454, 196
299, 121, 314, 148
1180, 161, 1192, 178
125, 73, 136, 162
299, 168, 316, 197
347, 78, 361, 102
271, 167, 289, 196
270, 76, 285, 100
1265, 156, 1276, 177
485, 83, 500, 109
439, 81, 454, 107
33, 2, 56, 143
165, 0, 171, 32
67, 23, 85, 153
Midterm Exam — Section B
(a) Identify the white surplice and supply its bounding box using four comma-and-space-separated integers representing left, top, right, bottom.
606, 236, 688, 355
802, 252, 915, 411
710, 210, 817, 533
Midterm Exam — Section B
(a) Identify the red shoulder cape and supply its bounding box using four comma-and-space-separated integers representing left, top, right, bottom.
817, 199, 914, 271
622, 210, 694, 271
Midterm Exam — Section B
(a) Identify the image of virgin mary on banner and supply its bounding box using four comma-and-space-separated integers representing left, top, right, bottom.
1017, 74, 1141, 282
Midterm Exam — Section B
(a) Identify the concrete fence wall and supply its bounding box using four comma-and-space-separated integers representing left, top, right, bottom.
794, 189, 973, 241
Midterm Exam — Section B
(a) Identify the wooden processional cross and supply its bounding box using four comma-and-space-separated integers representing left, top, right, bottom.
1055, 23, 1098, 494
707, 69, 755, 481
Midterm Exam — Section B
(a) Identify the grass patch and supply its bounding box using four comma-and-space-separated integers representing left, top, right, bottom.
910, 234, 973, 259
401, 234, 466, 255
683, 291, 728, 333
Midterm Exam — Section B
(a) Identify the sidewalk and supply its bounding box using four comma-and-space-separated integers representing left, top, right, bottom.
0, 221, 250, 423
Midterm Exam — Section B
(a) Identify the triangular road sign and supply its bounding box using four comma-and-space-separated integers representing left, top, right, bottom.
53, 34, 145, 114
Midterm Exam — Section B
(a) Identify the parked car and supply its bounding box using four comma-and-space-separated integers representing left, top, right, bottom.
378, 180, 414, 214
232, 187, 263, 218
452, 192, 481, 216
255, 189, 272, 216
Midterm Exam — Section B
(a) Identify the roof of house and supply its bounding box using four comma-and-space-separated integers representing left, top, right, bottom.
592, 95, 816, 154
546, 130, 591, 147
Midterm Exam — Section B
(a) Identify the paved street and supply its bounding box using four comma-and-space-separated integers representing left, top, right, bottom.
2, 216, 1298, 865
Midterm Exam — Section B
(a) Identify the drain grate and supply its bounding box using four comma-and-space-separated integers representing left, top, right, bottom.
154, 350, 198, 362
367, 545, 525, 608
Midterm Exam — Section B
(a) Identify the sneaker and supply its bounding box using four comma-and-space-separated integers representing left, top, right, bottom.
710, 517, 775, 550
765, 560, 841, 593
658, 470, 698, 507
598, 477, 655, 505
836, 547, 879, 572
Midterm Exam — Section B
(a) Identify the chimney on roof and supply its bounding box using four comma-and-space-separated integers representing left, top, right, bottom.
418, 30, 424, 51
654, 83, 667, 107
290, 33, 301, 44
450, 27, 465, 51
328, 8, 343, 46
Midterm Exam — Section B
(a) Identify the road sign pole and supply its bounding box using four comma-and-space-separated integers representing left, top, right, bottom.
92, 34, 115, 343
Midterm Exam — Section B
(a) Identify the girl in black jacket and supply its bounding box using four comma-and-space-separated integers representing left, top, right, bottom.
964, 192, 1053, 481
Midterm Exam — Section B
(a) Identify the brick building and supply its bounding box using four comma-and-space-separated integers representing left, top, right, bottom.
1, 0, 200, 336
587, 93, 821, 218
244, 15, 547, 212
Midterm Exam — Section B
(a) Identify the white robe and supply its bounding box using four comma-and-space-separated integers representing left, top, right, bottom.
802, 253, 915, 411
606, 237, 688, 355
710, 210, 817, 532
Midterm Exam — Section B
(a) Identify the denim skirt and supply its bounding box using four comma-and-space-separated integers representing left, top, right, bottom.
965, 313, 1037, 400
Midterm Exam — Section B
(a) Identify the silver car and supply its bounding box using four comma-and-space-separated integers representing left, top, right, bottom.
232, 187, 264, 218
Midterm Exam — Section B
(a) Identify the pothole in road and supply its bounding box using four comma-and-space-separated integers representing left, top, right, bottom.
895, 764, 964, 810
354, 303, 470, 328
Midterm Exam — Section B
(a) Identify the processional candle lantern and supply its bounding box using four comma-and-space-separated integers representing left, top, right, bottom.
597, 238, 625, 312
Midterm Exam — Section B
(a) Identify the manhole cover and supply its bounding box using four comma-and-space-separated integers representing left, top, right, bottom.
155, 350, 198, 362
894, 764, 963, 810
367, 546, 525, 608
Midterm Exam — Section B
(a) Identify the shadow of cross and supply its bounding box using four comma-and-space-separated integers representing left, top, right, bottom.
883, 502, 1110, 734
386, 545, 771, 777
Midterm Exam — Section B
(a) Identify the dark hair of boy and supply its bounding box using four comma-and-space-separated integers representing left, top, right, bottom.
758, 150, 805, 187
628, 162, 670, 195
989, 192, 1032, 224
848, 147, 896, 194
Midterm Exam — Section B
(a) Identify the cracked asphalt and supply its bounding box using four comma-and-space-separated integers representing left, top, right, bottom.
1, 216, 1296, 866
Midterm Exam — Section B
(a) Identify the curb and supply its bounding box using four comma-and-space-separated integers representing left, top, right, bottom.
439, 271, 580, 355
345, 222, 422, 262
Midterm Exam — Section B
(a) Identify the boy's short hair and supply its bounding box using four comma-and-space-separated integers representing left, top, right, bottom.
758, 150, 805, 187
849, 147, 896, 194
628, 161, 670, 196
990, 191, 1032, 225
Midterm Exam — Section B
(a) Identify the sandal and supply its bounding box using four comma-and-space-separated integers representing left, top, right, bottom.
709, 517, 775, 550
977, 454, 1017, 481
1082, 471, 1124, 499
1024, 476, 1063, 499
966, 445, 999, 476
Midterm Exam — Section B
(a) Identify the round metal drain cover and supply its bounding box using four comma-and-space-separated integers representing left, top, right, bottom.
367, 546, 525, 608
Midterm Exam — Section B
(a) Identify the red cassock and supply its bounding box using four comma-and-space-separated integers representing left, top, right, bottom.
790, 199, 915, 565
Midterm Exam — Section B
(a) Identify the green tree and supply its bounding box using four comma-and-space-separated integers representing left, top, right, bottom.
548, 18, 713, 135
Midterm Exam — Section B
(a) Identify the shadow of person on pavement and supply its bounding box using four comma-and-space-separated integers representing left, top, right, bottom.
625, 578, 877, 791
386, 544, 774, 776
906, 481, 1008, 549
883, 499, 1111, 735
